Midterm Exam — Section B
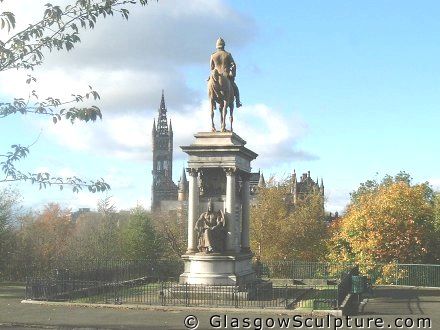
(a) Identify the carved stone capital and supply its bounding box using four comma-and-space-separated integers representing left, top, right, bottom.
223, 167, 237, 176
186, 168, 199, 177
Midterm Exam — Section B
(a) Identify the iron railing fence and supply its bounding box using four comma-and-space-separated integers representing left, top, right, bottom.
363, 263, 440, 287
256, 261, 440, 288
8, 259, 440, 288
49, 259, 183, 283
396, 264, 440, 287
21, 259, 440, 312
26, 278, 339, 310
5, 259, 183, 284
255, 261, 354, 281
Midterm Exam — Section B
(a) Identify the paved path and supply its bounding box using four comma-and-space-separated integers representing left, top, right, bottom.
355, 286, 440, 329
1, 285, 439, 329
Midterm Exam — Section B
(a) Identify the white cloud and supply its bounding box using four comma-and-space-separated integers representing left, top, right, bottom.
0, 0, 256, 112
35, 112, 149, 161
1, 1, 319, 212
324, 187, 350, 214
235, 104, 317, 167
40, 99, 314, 167
429, 178, 440, 191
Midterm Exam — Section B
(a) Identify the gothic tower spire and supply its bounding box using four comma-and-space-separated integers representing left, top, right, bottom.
157, 89, 169, 135
151, 90, 177, 210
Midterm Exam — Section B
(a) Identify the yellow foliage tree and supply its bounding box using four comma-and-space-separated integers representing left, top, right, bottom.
250, 178, 327, 261
285, 192, 327, 260
250, 180, 289, 260
15, 203, 72, 273
328, 174, 437, 267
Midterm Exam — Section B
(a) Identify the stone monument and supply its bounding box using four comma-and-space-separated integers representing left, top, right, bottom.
179, 38, 258, 285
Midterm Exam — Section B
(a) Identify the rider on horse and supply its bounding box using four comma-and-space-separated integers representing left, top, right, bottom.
209, 38, 242, 108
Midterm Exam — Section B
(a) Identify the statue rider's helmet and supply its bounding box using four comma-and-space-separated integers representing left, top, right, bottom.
216, 37, 225, 50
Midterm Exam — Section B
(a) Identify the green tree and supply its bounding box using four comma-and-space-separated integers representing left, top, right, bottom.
1, 0, 150, 192
0, 187, 21, 279
121, 206, 164, 260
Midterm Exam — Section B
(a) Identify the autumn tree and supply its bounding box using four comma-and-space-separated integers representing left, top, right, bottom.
285, 192, 327, 261
151, 210, 186, 260
250, 177, 327, 261
328, 172, 439, 267
13, 203, 73, 275
66, 211, 125, 260
0, 0, 150, 192
429, 192, 440, 263
250, 178, 288, 260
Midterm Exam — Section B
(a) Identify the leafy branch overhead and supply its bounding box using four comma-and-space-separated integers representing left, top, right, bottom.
0, 0, 149, 71
0, 82, 102, 123
0, 144, 110, 192
0, 0, 152, 193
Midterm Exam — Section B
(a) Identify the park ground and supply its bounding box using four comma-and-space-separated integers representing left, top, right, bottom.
0, 284, 439, 329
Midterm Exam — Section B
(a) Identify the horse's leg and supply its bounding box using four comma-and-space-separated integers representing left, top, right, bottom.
221, 101, 227, 132
211, 100, 216, 132
229, 102, 234, 132
218, 107, 223, 131
219, 104, 224, 132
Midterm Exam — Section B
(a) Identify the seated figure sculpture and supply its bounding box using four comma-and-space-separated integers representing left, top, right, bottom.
195, 199, 226, 253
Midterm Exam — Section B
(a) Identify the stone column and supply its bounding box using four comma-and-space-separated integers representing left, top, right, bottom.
225, 167, 237, 252
241, 172, 251, 253
186, 168, 199, 254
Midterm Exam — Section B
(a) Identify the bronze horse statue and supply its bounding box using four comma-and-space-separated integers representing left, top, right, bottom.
207, 69, 235, 132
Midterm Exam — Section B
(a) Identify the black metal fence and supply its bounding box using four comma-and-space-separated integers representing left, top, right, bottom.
25, 260, 357, 311
25, 259, 183, 302
23, 259, 440, 310
257, 260, 353, 281
365, 263, 440, 287
258, 261, 440, 288
26, 278, 339, 310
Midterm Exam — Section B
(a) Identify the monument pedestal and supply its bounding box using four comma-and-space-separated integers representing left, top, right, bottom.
179, 252, 255, 285
179, 131, 258, 286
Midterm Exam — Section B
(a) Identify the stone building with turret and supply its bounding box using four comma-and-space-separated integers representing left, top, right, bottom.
290, 170, 324, 206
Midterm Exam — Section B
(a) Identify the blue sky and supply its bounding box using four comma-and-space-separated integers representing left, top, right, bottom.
1, 0, 439, 213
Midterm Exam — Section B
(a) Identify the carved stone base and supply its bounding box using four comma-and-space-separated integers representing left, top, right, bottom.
179, 252, 255, 285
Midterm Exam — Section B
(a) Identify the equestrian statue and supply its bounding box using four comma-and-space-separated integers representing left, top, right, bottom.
207, 38, 242, 132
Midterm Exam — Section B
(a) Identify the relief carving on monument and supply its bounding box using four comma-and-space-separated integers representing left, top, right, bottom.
199, 168, 226, 197
195, 199, 226, 253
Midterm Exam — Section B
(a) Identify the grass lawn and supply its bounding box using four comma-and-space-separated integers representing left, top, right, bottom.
0, 283, 25, 300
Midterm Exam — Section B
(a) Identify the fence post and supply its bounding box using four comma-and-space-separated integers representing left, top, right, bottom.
160, 281, 165, 306
185, 282, 189, 307
285, 284, 288, 309
234, 285, 238, 308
